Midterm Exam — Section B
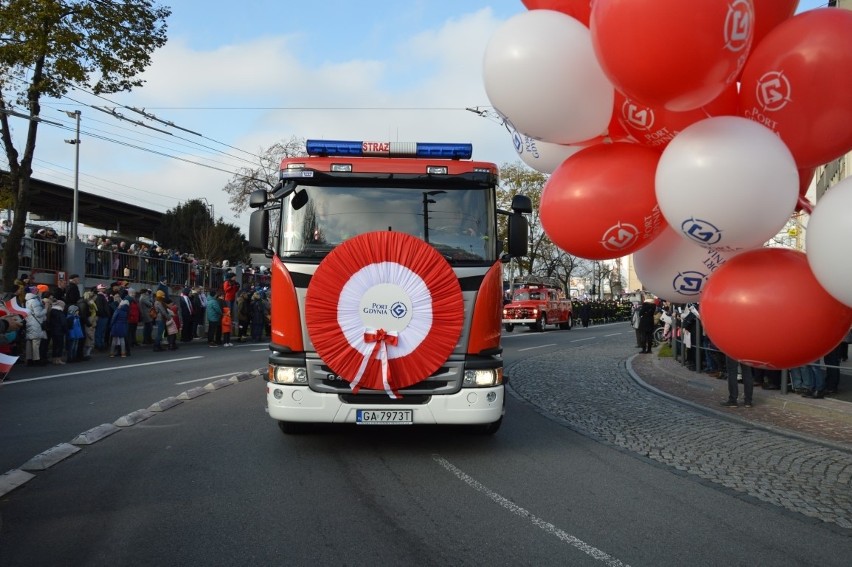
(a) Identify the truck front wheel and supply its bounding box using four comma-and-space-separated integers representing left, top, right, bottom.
278, 420, 310, 434
504, 323, 515, 333
535, 314, 547, 332
476, 417, 502, 435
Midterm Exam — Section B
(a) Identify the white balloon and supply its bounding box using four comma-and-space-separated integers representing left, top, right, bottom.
806, 176, 852, 308
633, 227, 736, 303
483, 10, 614, 145
506, 120, 584, 174
655, 116, 798, 252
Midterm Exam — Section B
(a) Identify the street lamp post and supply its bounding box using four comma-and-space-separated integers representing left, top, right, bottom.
421, 190, 446, 243
64, 110, 81, 240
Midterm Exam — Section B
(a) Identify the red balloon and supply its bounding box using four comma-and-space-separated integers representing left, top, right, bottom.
612, 83, 739, 150
749, 0, 798, 51
540, 143, 666, 260
701, 248, 852, 370
591, 0, 753, 111
739, 9, 852, 169
521, 0, 591, 26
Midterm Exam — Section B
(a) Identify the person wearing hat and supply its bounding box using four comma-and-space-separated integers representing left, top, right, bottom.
65, 274, 81, 309
156, 275, 171, 302
152, 290, 171, 351
637, 296, 657, 354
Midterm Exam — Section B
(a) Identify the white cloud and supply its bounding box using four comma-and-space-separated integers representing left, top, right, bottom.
29, 5, 520, 238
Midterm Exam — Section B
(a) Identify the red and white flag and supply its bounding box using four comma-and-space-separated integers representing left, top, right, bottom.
0, 352, 19, 381
4, 298, 28, 318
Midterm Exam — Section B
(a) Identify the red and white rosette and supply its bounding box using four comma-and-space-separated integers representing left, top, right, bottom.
305, 231, 463, 398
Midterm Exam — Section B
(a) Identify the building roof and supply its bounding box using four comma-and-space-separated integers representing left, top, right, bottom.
2, 173, 163, 238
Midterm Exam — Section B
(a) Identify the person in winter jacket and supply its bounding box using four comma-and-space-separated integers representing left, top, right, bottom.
236, 291, 250, 342
206, 290, 223, 346
47, 299, 68, 364
24, 286, 48, 366
66, 305, 85, 363
250, 292, 267, 341
126, 288, 140, 349
138, 289, 154, 345
221, 306, 233, 347
109, 299, 130, 357
94, 284, 112, 351
82, 291, 97, 360
179, 288, 194, 343
153, 290, 172, 352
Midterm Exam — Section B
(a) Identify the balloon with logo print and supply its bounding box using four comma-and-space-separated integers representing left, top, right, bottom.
540, 143, 666, 260
590, 0, 753, 112
739, 8, 852, 169
655, 116, 798, 252
806, 176, 852, 309
521, 0, 592, 27
483, 9, 614, 144
612, 83, 738, 151
701, 248, 852, 370
506, 121, 586, 174
633, 227, 735, 304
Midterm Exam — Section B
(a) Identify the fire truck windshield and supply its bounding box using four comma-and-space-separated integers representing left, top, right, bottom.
277, 185, 496, 264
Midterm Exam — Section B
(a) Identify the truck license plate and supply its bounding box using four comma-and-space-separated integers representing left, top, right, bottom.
356, 409, 413, 425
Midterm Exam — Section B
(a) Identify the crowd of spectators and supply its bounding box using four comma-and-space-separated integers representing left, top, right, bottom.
644, 299, 850, 404
0, 268, 272, 373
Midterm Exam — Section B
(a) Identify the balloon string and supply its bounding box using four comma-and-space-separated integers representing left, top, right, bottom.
797, 195, 814, 215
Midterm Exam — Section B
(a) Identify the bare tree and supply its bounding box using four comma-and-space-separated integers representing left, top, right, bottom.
498, 162, 580, 289
222, 136, 305, 214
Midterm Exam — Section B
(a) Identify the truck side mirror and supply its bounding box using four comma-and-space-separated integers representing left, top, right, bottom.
511, 194, 532, 214
507, 213, 529, 257
249, 208, 271, 256
249, 189, 268, 209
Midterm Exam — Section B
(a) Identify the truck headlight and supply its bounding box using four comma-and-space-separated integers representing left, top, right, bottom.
463, 368, 503, 387
269, 365, 308, 384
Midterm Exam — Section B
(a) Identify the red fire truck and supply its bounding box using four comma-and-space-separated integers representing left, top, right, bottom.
248, 140, 530, 434
502, 277, 573, 332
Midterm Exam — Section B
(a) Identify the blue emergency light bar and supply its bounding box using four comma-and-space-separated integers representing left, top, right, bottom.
306, 140, 473, 160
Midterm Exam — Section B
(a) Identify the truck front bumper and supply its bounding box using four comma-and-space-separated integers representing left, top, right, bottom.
266, 384, 504, 425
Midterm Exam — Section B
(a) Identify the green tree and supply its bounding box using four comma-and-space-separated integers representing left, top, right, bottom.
0, 0, 170, 289
158, 199, 247, 265
222, 136, 306, 214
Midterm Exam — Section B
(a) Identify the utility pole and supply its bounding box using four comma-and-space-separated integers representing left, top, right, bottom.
64, 110, 81, 240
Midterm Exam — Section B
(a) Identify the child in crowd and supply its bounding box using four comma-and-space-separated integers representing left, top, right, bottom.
66, 305, 84, 363
221, 306, 233, 347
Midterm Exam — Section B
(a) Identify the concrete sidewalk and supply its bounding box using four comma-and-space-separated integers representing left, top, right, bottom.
628, 350, 852, 451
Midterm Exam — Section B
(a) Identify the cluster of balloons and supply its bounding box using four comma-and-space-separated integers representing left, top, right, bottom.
483, 0, 852, 369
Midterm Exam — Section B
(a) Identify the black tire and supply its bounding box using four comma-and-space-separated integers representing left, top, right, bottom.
278, 420, 310, 434
535, 313, 546, 332
653, 326, 665, 344
476, 417, 503, 435
504, 323, 515, 333
558, 315, 573, 330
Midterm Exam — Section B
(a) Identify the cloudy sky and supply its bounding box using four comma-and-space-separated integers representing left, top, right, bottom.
3, 0, 831, 236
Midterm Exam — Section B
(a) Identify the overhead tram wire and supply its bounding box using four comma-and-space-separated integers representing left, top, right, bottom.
5, 72, 263, 166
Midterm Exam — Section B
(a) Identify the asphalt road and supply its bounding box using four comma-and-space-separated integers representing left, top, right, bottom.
1, 328, 850, 566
